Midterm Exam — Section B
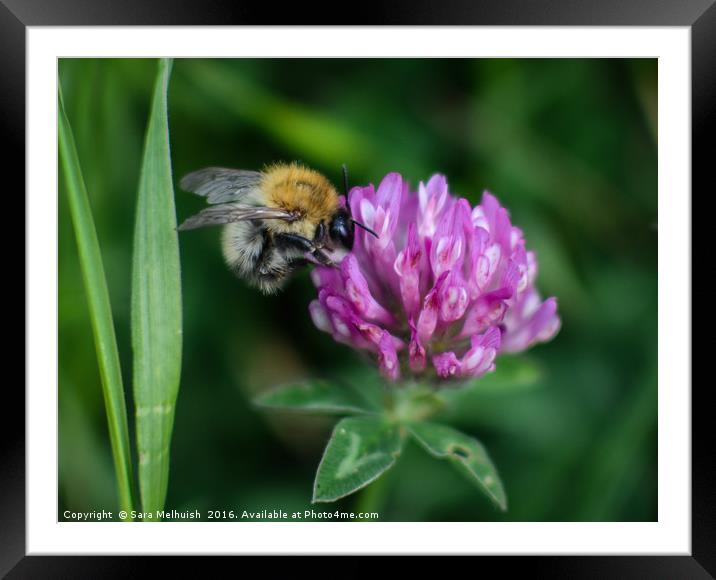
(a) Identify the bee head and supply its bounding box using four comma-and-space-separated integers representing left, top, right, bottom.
327, 165, 379, 251
328, 208, 355, 250
328, 207, 379, 251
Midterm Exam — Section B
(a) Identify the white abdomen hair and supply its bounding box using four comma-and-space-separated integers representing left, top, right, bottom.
221, 221, 298, 294
221, 221, 263, 275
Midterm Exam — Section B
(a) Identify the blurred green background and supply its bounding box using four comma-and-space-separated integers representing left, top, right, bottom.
58, 58, 657, 522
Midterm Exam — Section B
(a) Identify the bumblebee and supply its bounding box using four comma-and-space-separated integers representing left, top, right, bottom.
178, 162, 376, 294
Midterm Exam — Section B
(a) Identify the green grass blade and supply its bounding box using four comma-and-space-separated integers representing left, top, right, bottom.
58, 84, 135, 516
131, 58, 183, 514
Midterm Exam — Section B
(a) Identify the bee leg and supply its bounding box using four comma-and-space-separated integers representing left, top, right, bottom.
275, 233, 337, 268
275, 233, 315, 253
311, 248, 337, 268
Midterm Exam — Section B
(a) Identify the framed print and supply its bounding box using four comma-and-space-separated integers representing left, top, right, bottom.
8, 0, 712, 574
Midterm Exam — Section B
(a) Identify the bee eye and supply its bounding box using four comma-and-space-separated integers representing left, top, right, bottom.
329, 210, 354, 250
341, 222, 355, 249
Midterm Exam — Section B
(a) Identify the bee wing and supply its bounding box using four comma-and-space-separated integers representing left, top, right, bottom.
179, 167, 263, 204
178, 204, 298, 231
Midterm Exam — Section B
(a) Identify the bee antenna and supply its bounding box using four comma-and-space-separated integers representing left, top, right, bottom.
342, 164, 349, 198
352, 219, 379, 239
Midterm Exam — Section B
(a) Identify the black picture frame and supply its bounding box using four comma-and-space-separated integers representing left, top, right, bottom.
7, 0, 710, 574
